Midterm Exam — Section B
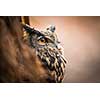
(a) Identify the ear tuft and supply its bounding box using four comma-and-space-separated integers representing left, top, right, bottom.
22, 24, 34, 33
47, 25, 56, 32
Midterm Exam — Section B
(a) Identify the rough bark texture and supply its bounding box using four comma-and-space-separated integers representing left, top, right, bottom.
0, 16, 52, 82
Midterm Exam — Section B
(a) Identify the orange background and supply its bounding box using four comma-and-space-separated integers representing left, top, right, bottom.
30, 17, 100, 82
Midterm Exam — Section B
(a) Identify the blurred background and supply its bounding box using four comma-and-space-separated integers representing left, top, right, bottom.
29, 16, 100, 82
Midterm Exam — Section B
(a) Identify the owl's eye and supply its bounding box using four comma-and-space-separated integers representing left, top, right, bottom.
37, 38, 46, 45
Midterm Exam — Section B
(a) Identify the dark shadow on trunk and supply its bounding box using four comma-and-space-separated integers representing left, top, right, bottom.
0, 16, 52, 83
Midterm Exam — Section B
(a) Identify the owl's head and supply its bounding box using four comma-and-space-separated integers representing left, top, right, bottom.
22, 24, 67, 82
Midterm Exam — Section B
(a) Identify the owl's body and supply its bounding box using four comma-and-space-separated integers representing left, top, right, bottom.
23, 24, 66, 82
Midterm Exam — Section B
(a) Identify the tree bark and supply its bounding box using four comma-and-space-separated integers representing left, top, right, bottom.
0, 16, 50, 82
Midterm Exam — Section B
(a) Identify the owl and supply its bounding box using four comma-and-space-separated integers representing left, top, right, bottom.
22, 24, 67, 82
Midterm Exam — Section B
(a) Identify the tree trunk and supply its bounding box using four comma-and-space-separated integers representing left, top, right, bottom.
0, 16, 50, 82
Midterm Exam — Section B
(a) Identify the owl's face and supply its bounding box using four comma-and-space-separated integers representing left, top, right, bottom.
23, 24, 66, 82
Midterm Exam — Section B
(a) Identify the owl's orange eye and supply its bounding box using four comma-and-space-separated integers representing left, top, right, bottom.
37, 38, 46, 45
